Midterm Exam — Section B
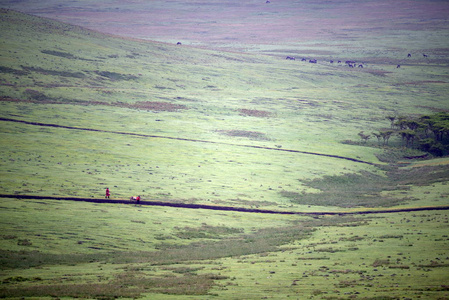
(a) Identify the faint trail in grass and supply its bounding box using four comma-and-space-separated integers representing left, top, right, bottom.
0, 194, 448, 216
0, 117, 375, 165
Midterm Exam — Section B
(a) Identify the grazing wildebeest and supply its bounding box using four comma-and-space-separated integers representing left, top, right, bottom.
423, 54, 428, 57
358, 64, 363, 68
345, 60, 356, 65
338, 60, 341, 63
397, 64, 401, 68
266, 0, 270, 3
330, 60, 334, 63
177, 42, 182, 45
309, 59, 317, 63
408, 53, 411, 57
301, 58, 306, 61
286, 56, 295, 60
348, 64, 354, 68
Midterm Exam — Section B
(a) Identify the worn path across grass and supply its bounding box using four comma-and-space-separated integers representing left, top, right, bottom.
1, 194, 448, 216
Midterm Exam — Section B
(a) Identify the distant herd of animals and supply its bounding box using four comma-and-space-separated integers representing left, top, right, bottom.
285, 53, 429, 69
174, 41, 429, 69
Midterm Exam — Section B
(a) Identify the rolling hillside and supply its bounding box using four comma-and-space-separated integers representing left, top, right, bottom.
1, 8, 448, 208
0, 8, 448, 299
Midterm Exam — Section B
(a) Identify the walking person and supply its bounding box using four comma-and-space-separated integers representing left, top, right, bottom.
105, 188, 110, 199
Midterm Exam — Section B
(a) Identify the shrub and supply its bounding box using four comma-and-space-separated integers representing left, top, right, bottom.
17, 239, 32, 246
24, 89, 46, 101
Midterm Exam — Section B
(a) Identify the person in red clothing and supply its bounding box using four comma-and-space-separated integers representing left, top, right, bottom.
105, 188, 110, 198
130, 196, 141, 204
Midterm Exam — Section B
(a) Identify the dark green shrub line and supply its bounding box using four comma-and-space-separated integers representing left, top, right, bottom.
40, 49, 96, 61
0, 282, 142, 298
174, 225, 243, 240
0, 217, 360, 270
0, 272, 228, 298
21, 66, 86, 78
94, 70, 138, 81
0, 250, 105, 269
40, 49, 76, 59
0, 65, 28, 75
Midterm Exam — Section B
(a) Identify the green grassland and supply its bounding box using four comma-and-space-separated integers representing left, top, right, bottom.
1, 8, 449, 299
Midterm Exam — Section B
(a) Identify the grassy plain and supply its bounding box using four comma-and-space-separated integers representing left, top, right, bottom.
0, 5, 449, 299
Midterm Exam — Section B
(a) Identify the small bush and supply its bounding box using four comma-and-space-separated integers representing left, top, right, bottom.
17, 239, 32, 246
95, 70, 137, 81
372, 259, 390, 267
1, 235, 17, 240
41, 49, 76, 59
24, 89, 46, 101
217, 130, 270, 140
238, 108, 272, 118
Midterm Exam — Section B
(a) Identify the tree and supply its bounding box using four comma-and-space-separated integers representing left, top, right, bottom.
386, 115, 396, 129
358, 131, 371, 144
419, 113, 449, 141
394, 116, 408, 130
405, 120, 420, 131
372, 131, 393, 146
399, 129, 416, 147
380, 130, 394, 146
372, 132, 382, 145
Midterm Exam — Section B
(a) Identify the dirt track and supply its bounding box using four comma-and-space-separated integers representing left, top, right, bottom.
0, 117, 375, 165
1, 194, 448, 216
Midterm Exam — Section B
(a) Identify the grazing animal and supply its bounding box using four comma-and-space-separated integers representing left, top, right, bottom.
358, 64, 363, 68
423, 53, 428, 57
338, 60, 341, 63
397, 64, 401, 68
407, 53, 411, 57
266, 0, 270, 3
330, 60, 334, 63
345, 60, 356, 65
348, 64, 354, 68
309, 59, 317, 63
176, 42, 182, 45
301, 58, 306, 61
286, 56, 295, 60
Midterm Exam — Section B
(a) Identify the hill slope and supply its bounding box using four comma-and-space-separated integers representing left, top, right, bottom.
1, 9, 449, 300
0, 8, 448, 209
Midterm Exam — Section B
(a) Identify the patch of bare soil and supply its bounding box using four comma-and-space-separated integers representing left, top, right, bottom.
238, 108, 272, 118
0, 97, 187, 112
364, 69, 392, 77
217, 129, 270, 140
394, 81, 447, 86
126, 101, 187, 111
